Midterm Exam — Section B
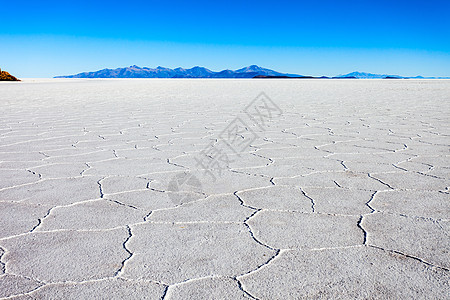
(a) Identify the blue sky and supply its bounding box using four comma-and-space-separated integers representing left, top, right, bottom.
1, 0, 449, 77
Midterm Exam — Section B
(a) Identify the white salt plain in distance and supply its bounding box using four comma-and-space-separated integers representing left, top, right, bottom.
0, 78, 449, 299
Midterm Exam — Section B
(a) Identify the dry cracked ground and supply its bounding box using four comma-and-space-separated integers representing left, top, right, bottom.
0, 79, 449, 299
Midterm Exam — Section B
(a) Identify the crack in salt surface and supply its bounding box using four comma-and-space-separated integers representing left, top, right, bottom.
333, 180, 343, 188
250, 152, 274, 167
143, 211, 153, 222
368, 245, 449, 271
234, 277, 257, 299
239, 209, 278, 252
160, 285, 169, 300
300, 188, 315, 213
367, 173, 394, 189
0, 226, 133, 243
392, 164, 408, 171
0, 246, 6, 274
0, 276, 165, 300
26, 169, 42, 180
0, 277, 46, 299
357, 215, 368, 245
114, 226, 134, 277
365, 191, 377, 213
232, 190, 284, 298
234, 249, 283, 299
233, 191, 260, 214
29, 207, 53, 233
104, 198, 139, 210
166, 158, 188, 169
97, 177, 106, 198
79, 162, 91, 176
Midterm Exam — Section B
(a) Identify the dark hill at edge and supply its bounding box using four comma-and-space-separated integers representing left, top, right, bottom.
0, 68, 20, 81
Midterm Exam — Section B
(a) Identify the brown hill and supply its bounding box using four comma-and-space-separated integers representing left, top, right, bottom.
0, 68, 20, 81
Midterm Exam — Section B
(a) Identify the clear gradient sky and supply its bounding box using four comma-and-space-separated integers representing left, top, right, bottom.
1, 0, 449, 77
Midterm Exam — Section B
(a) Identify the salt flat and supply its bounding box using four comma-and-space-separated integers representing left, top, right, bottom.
0, 79, 449, 299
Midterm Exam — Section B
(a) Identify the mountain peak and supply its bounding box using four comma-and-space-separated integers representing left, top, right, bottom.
236, 65, 263, 72
247, 64, 260, 69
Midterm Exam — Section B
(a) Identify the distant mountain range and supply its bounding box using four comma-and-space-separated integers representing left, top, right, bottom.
334, 71, 449, 79
55, 65, 305, 79
336, 72, 403, 79
55, 66, 449, 79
